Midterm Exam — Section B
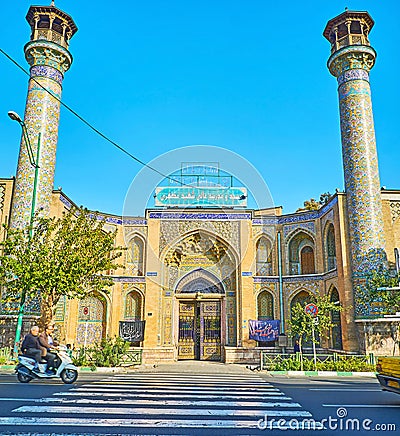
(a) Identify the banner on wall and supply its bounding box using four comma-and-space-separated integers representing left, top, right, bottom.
119, 321, 146, 342
249, 320, 280, 342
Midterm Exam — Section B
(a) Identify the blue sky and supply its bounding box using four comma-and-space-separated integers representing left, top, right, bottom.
1, 1, 399, 216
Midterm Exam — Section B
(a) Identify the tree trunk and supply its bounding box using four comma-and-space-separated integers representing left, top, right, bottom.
39, 293, 55, 329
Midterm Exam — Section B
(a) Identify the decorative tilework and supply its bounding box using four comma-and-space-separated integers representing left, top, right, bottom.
10, 75, 63, 229
338, 69, 369, 86
283, 221, 315, 241
30, 65, 63, 85
25, 40, 72, 75
328, 39, 386, 318
0, 184, 5, 212
338, 73, 386, 272
390, 201, 400, 223
112, 276, 146, 283
149, 212, 251, 220
253, 197, 338, 225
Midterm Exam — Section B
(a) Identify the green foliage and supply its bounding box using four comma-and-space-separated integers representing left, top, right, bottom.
297, 192, 332, 212
72, 337, 130, 368
362, 266, 400, 315
0, 207, 125, 326
265, 354, 374, 372
288, 294, 343, 349
0, 347, 13, 365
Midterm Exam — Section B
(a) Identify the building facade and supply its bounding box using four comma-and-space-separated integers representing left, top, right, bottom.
1, 5, 400, 362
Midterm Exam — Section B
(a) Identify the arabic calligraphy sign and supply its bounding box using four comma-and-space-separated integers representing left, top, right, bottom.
154, 187, 247, 207
119, 321, 146, 342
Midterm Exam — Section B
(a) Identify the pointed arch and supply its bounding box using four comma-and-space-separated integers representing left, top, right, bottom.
324, 223, 337, 271
288, 231, 315, 275
125, 289, 143, 320
256, 236, 273, 276
76, 292, 107, 346
330, 286, 343, 349
290, 290, 311, 312
257, 290, 274, 320
175, 268, 225, 294
128, 235, 145, 276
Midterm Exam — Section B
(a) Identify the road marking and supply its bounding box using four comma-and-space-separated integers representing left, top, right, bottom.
0, 416, 313, 428
32, 398, 303, 408
323, 404, 400, 408
69, 387, 283, 396
13, 405, 312, 417
53, 392, 290, 401
76, 383, 280, 392
309, 388, 381, 392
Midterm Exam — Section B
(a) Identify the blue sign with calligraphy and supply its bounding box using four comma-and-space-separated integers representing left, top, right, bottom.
155, 186, 247, 207
249, 320, 280, 342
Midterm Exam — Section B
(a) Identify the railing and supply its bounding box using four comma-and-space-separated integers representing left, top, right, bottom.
261, 350, 375, 372
72, 347, 143, 367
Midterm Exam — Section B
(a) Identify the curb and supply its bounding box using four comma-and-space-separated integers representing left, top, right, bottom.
266, 370, 376, 377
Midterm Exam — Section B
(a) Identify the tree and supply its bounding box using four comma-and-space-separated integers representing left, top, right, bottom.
0, 207, 124, 327
288, 294, 343, 351
297, 192, 333, 212
362, 266, 400, 314
361, 266, 400, 355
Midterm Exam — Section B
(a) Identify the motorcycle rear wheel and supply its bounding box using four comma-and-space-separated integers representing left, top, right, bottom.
17, 371, 32, 383
61, 368, 78, 384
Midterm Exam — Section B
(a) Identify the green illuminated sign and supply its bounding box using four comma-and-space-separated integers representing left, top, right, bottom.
154, 187, 247, 207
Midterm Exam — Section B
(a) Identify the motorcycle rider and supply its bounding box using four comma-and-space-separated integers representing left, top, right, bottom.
39, 324, 59, 374
20, 325, 42, 373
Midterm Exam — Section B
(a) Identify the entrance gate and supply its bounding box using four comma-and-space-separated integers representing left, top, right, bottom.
178, 300, 221, 361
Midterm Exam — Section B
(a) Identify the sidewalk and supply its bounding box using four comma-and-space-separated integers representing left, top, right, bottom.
1, 362, 377, 377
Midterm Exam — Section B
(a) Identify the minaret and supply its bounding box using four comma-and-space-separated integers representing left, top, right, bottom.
10, 2, 77, 229
324, 11, 387, 316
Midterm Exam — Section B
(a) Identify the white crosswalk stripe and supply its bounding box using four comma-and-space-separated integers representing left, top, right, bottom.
2, 372, 323, 430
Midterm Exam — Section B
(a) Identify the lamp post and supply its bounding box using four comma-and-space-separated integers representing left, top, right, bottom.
8, 110, 41, 355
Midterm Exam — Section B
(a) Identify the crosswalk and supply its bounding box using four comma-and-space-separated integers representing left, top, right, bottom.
0, 372, 322, 432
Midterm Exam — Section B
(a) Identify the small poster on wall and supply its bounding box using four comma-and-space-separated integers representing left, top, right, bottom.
249, 320, 280, 342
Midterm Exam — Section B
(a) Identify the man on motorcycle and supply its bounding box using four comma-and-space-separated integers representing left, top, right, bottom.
39, 324, 59, 374
21, 325, 42, 373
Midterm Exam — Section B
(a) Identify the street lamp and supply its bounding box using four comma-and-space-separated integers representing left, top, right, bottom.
8, 110, 41, 355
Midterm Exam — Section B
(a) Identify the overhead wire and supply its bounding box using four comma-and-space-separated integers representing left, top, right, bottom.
0, 47, 193, 187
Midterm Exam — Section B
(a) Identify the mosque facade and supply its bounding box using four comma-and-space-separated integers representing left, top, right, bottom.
1, 4, 400, 363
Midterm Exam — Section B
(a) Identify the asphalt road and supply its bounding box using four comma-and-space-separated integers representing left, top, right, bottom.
0, 369, 398, 435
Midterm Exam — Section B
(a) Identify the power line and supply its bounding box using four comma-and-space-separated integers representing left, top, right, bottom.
0, 47, 188, 186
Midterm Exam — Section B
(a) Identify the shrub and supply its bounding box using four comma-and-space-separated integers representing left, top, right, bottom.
0, 347, 13, 365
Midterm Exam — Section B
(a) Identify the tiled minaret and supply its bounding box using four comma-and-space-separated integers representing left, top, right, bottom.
10, 2, 77, 228
324, 11, 387, 316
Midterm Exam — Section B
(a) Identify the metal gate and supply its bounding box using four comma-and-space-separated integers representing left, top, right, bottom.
178, 300, 221, 361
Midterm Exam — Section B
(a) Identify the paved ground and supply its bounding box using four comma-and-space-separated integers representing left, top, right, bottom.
0, 363, 398, 435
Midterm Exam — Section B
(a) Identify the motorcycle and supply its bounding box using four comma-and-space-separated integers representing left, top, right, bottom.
15, 344, 78, 384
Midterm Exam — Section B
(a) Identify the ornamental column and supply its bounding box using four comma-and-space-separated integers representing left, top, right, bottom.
10, 3, 77, 229
324, 11, 386, 317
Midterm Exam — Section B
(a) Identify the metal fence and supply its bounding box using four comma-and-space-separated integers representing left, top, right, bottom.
260, 350, 375, 371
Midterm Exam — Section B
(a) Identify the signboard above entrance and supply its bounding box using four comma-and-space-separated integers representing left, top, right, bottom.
155, 186, 248, 207
154, 162, 248, 208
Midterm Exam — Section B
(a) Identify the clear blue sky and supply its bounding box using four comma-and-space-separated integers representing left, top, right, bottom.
1, 1, 399, 216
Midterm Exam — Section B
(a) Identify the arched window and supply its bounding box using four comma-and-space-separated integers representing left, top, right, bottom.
76, 293, 106, 346
301, 246, 315, 274
130, 236, 144, 276
330, 287, 343, 349
257, 290, 274, 320
288, 232, 315, 275
125, 291, 143, 320
290, 291, 311, 312
256, 237, 272, 276
326, 224, 337, 271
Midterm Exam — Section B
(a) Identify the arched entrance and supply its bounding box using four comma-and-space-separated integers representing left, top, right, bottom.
175, 269, 224, 361
76, 293, 106, 347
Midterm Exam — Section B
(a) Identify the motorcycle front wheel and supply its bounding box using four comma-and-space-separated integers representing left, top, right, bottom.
60, 368, 78, 384
17, 371, 33, 383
